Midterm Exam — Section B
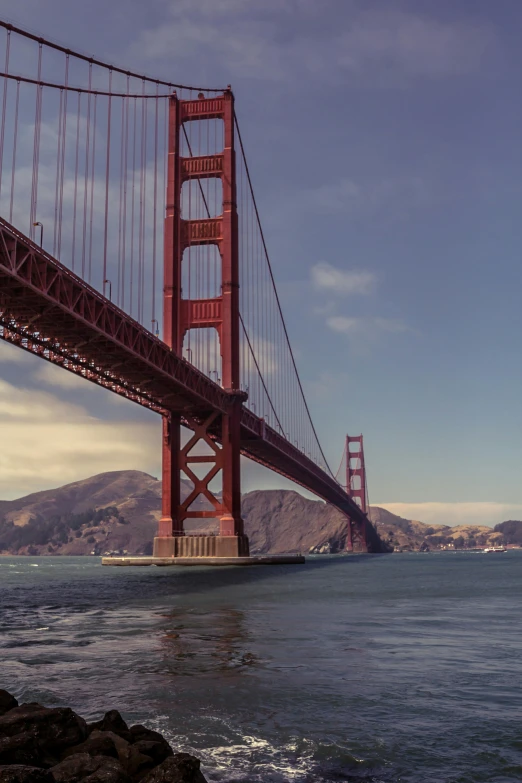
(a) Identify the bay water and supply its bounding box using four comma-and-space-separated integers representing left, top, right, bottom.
1, 552, 521, 782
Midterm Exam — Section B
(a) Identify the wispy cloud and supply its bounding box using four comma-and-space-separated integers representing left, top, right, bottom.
0, 379, 160, 499
311, 263, 376, 295
304, 176, 429, 220
34, 362, 93, 390
135, 2, 495, 85
326, 315, 410, 336
0, 340, 31, 364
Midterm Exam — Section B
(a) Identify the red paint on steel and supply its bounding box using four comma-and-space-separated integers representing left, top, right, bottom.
0, 217, 367, 529
346, 434, 368, 551
159, 90, 244, 539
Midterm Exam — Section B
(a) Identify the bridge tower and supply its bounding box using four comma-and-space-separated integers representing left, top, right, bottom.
154, 89, 249, 558
345, 434, 368, 553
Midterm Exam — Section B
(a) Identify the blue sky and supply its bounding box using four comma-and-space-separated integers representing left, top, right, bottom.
0, 0, 520, 526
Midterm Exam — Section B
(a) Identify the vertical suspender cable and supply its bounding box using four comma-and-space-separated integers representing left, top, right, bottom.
53, 87, 64, 255
151, 84, 159, 329
29, 43, 43, 240
121, 76, 130, 309
102, 69, 112, 296
9, 78, 19, 224
88, 93, 97, 283
71, 92, 81, 269
0, 29, 11, 204
117, 93, 125, 305
130, 96, 137, 315
82, 63, 92, 279
82, 63, 92, 278
57, 54, 69, 260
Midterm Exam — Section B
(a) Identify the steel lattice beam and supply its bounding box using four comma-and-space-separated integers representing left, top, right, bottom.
0, 215, 367, 527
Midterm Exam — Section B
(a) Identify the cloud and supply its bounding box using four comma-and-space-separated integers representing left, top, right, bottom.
311, 263, 376, 295
135, 3, 495, 84
326, 315, 410, 336
0, 379, 160, 499
337, 8, 494, 80
0, 340, 31, 364
34, 362, 93, 390
304, 176, 428, 220
376, 502, 522, 529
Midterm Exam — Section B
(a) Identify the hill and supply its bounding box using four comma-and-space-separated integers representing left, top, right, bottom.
2, 470, 513, 556
0, 470, 389, 556
370, 507, 513, 551
493, 520, 522, 546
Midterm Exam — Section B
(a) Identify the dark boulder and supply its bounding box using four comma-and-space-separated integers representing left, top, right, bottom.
128, 728, 173, 766
50, 753, 131, 783
0, 732, 56, 768
140, 754, 207, 783
87, 733, 153, 779
132, 742, 172, 766
0, 767, 54, 783
128, 727, 165, 746
60, 734, 119, 761
88, 734, 128, 754
87, 713, 131, 743
0, 693, 18, 718
0, 705, 87, 753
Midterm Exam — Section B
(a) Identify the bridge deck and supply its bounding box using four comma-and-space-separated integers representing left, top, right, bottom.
0, 216, 366, 524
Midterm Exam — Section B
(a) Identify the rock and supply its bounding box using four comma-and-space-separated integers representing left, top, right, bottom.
0, 705, 87, 753
60, 734, 119, 761
87, 713, 131, 743
88, 733, 128, 755
50, 753, 131, 783
115, 745, 153, 779
128, 727, 165, 746
128, 728, 173, 766
140, 754, 207, 783
0, 732, 56, 768
132, 742, 172, 766
87, 734, 153, 779
0, 767, 54, 783
0, 693, 18, 718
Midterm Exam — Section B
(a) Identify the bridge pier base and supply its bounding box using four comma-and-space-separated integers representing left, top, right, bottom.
153, 534, 249, 559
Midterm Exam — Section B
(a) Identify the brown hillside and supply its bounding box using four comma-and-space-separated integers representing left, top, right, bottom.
8, 470, 510, 556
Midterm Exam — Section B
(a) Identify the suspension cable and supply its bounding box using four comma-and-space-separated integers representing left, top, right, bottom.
234, 113, 335, 477
0, 20, 225, 93
181, 124, 285, 434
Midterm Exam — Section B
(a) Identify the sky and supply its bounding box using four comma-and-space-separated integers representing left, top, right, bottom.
0, 0, 520, 527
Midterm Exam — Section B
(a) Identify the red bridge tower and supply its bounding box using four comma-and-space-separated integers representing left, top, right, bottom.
345, 434, 368, 553
154, 90, 249, 558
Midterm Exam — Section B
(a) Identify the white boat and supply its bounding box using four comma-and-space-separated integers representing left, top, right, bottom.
482, 547, 507, 553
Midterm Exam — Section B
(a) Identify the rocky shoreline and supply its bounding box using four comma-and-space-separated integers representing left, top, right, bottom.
0, 691, 206, 783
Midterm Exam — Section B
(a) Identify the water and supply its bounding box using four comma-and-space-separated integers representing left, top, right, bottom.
1, 552, 521, 782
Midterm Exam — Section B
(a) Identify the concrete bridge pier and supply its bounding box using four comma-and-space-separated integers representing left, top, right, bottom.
153, 534, 250, 558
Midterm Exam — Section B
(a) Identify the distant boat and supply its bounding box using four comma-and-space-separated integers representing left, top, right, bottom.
482, 547, 507, 553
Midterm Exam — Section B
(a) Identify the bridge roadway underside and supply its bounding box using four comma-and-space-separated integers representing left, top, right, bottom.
0, 216, 366, 526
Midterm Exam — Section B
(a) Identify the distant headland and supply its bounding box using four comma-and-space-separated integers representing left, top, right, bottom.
0, 471, 519, 557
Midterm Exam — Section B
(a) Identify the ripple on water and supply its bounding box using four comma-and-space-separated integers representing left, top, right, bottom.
1, 554, 522, 783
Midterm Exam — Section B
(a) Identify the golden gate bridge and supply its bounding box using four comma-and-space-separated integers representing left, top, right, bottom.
0, 21, 372, 559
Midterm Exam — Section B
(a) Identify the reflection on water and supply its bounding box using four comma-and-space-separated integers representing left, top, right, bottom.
160, 607, 260, 676
1, 554, 522, 782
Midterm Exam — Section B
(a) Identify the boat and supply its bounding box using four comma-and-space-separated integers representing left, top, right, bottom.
482, 547, 507, 553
